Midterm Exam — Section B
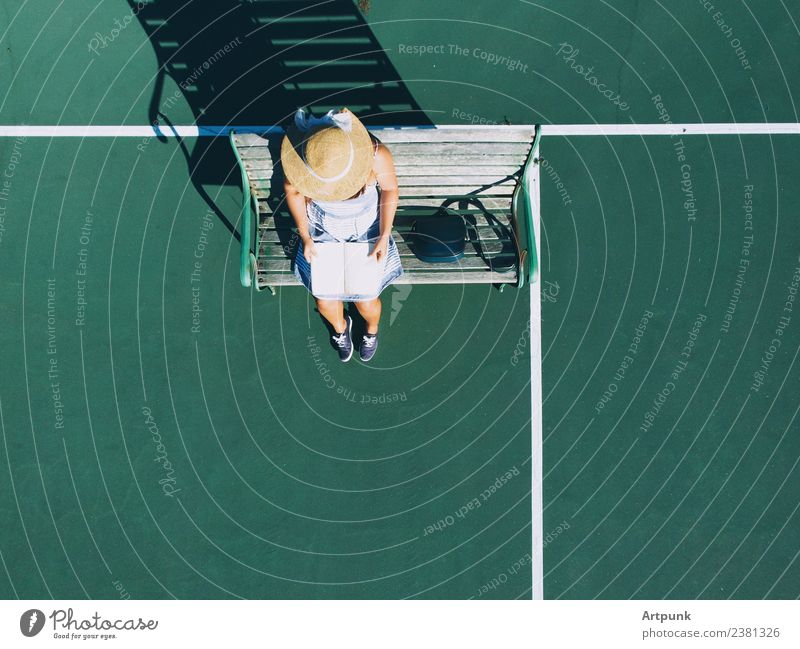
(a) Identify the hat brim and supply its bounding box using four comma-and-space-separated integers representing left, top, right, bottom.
280, 111, 374, 201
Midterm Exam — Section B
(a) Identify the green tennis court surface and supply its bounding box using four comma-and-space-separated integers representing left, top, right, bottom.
0, 0, 798, 599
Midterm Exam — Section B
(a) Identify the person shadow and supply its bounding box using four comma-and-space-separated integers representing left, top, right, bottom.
129, 0, 433, 244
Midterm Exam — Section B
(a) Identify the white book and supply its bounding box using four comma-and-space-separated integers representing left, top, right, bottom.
310, 241, 386, 298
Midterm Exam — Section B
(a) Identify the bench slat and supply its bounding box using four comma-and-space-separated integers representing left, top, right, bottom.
242, 162, 275, 176
243, 160, 523, 176
394, 155, 527, 165
258, 270, 516, 286
259, 225, 512, 245
398, 197, 514, 209
258, 255, 513, 274
249, 176, 517, 190
236, 141, 531, 157
396, 185, 517, 197
260, 209, 515, 231
368, 128, 535, 143
381, 174, 519, 186
372, 141, 532, 156
393, 164, 524, 175
259, 206, 518, 220
258, 197, 514, 211
241, 151, 527, 169
253, 187, 515, 200
258, 237, 510, 259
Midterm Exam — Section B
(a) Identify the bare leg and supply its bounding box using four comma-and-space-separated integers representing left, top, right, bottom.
315, 298, 346, 333
354, 297, 381, 334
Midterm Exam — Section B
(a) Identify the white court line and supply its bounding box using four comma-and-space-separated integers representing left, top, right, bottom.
542, 123, 800, 136
529, 135, 544, 601
0, 123, 798, 137
2, 118, 789, 600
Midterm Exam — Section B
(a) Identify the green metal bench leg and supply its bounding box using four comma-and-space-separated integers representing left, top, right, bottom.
249, 252, 262, 292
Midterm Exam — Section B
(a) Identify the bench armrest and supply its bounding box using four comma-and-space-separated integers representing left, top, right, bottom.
512, 124, 541, 287
230, 131, 259, 288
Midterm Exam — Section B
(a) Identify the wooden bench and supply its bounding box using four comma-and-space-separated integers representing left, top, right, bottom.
230, 124, 540, 293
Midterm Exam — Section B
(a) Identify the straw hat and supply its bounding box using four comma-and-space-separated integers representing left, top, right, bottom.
280, 107, 374, 201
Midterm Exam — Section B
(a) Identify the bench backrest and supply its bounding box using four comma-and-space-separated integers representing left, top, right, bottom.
231, 126, 536, 207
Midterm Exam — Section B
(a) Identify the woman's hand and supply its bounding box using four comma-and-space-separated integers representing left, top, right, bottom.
302, 237, 318, 263
368, 235, 389, 262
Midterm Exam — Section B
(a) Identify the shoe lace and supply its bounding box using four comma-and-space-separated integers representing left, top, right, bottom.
362, 335, 377, 349
332, 331, 348, 348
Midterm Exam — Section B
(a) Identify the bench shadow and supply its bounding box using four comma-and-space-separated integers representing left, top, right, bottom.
129, 0, 434, 242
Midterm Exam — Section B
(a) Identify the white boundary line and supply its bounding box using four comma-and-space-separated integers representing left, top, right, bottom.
0, 123, 798, 137
541, 122, 800, 136
529, 136, 544, 601
3, 119, 790, 600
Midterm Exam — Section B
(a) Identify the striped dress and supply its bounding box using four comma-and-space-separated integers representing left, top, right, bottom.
293, 141, 404, 302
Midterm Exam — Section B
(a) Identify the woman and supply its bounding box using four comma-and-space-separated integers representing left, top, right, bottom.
281, 107, 404, 362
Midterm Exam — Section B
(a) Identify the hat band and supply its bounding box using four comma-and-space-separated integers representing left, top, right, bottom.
301, 137, 355, 184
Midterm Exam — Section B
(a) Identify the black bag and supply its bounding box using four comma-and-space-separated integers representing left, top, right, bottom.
411, 211, 467, 263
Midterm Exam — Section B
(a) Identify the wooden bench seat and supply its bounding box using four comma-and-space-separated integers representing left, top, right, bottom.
230, 125, 540, 292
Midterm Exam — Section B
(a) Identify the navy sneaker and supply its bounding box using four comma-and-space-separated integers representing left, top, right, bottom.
360, 332, 378, 362
331, 315, 353, 362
